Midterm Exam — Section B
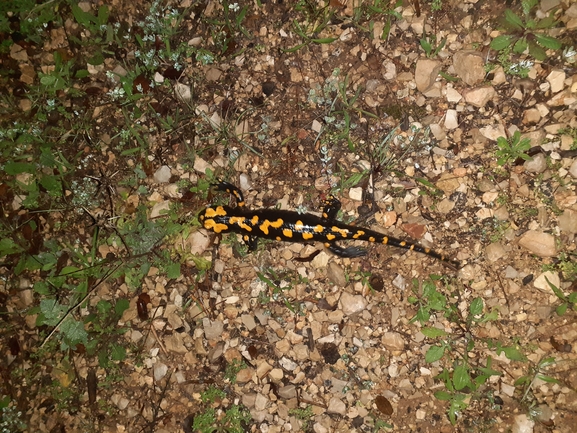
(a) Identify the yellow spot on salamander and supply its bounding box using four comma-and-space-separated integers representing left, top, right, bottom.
302, 232, 313, 240
331, 226, 348, 238
352, 230, 365, 239
326, 233, 336, 241
229, 216, 252, 232
324, 242, 331, 248
270, 218, 283, 228
276, 236, 281, 241
283, 229, 293, 238
204, 219, 228, 233
369, 237, 376, 242
314, 225, 324, 233
259, 218, 283, 235
251, 215, 259, 225
204, 206, 227, 218
400, 241, 407, 247
294, 220, 304, 231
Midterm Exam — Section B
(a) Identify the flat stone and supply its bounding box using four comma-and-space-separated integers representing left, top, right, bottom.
153, 362, 168, 381
511, 414, 534, 433
522, 108, 541, 125
453, 50, 485, 85
533, 271, 560, 292
327, 262, 347, 287
381, 332, 405, 351
174, 83, 192, 102
203, 318, 224, 340
415, 58, 442, 92
486, 243, 507, 261
524, 153, 547, 173
445, 86, 462, 103
340, 292, 367, 316
463, 86, 496, 107
278, 384, 297, 399
150, 201, 170, 219
445, 109, 459, 129
546, 70, 565, 93
241, 314, 257, 331
235, 367, 254, 384
568, 159, 577, 178
254, 393, 268, 411
327, 397, 346, 415
480, 124, 506, 141
518, 231, 557, 257
558, 209, 577, 234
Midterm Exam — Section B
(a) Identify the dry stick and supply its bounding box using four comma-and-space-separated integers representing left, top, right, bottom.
40, 262, 122, 348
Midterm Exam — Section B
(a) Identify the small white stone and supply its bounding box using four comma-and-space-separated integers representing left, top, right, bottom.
348, 187, 363, 201
445, 109, 459, 130
153, 165, 171, 183
174, 83, 192, 102
546, 70, 565, 93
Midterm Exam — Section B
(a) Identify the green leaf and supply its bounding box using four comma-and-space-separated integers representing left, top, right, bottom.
453, 364, 471, 391
536, 373, 560, 384
40, 175, 62, 195
434, 390, 452, 401
504, 9, 524, 31
60, 317, 88, 347
421, 327, 448, 338
490, 35, 514, 51
166, 262, 181, 279
0, 238, 23, 255
40, 299, 67, 326
500, 345, 527, 362
534, 34, 562, 50
556, 303, 568, 316
115, 298, 129, 316
311, 37, 337, 44
5, 161, 35, 175
425, 345, 445, 363
513, 37, 528, 54
528, 40, 547, 61
40, 74, 56, 86
469, 297, 483, 316
34, 281, 51, 295
110, 343, 126, 361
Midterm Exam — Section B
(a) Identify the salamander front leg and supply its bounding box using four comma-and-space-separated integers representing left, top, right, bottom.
212, 181, 246, 207
243, 234, 259, 252
325, 242, 367, 258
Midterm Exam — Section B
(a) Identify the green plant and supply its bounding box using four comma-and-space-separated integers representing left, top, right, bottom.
224, 359, 248, 384
289, 406, 314, 430
495, 130, 532, 166
284, 0, 337, 53
420, 34, 447, 58
0, 399, 27, 433
490, 0, 562, 62
193, 404, 251, 433
515, 356, 560, 403
544, 276, 577, 316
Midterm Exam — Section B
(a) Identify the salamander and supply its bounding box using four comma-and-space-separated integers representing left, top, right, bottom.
198, 182, 460, 268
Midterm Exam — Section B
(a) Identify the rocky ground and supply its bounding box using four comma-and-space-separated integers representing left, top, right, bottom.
1, 0, 577, 432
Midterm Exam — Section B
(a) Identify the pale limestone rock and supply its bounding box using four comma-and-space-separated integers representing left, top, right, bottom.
340, 292, 367, 316
445, 109, 459, 129
518, 230, 557, 257
453, 50, 485, 85
415, 58, 442, 92
546, 70, 565, 93
463, 86, 496, 107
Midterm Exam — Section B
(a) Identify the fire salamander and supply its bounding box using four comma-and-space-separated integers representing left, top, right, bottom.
199, 182, 460, 268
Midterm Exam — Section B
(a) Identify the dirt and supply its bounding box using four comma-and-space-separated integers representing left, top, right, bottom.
1, 0, 577, 432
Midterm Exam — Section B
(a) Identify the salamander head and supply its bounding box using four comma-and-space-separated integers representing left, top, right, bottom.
198, 206, 230, 233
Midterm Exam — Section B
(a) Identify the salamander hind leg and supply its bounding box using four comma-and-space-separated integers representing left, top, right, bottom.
321, 195, 341, 221
325, 242, 366, 258
213, 181, 246, 207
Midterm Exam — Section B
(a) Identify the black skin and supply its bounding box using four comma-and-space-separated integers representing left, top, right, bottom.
199, 181, 460, 269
